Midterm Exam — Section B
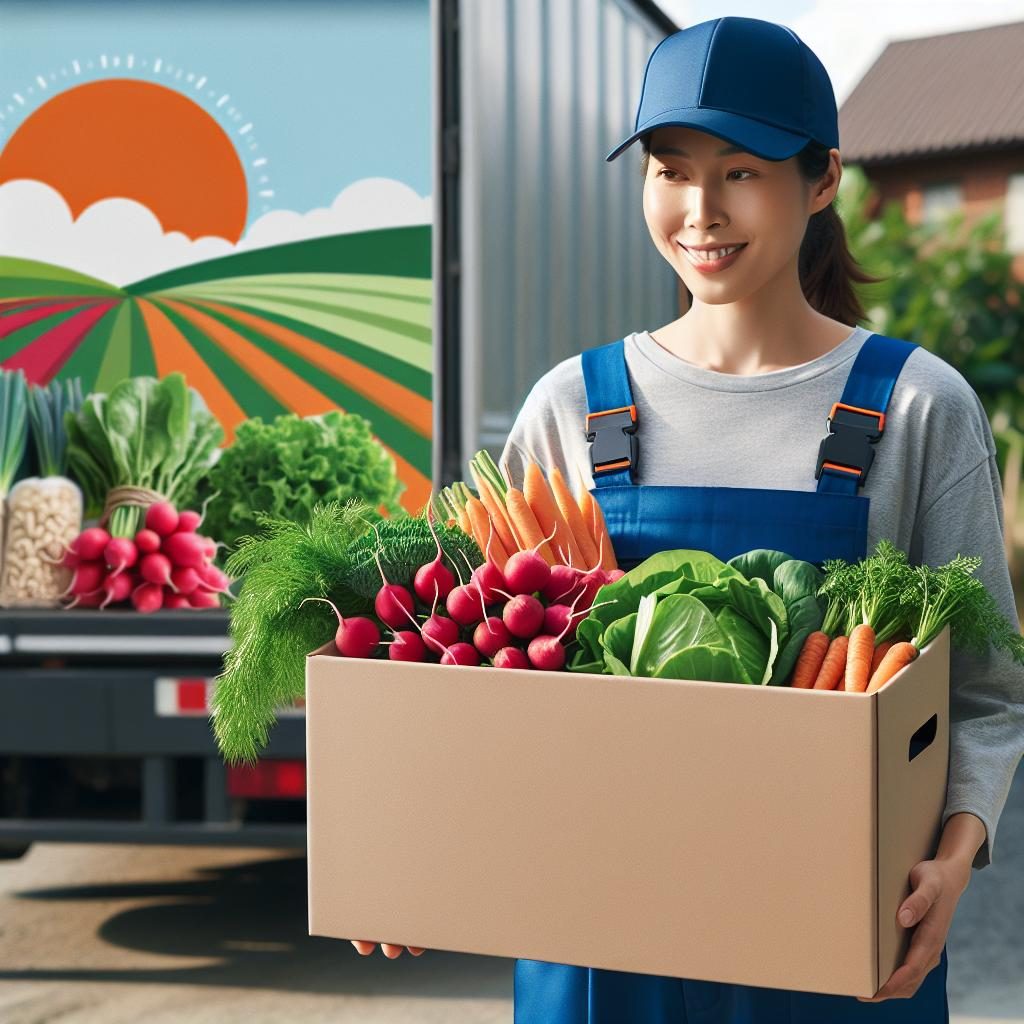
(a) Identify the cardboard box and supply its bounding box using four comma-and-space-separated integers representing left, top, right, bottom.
306, 624, 949, 998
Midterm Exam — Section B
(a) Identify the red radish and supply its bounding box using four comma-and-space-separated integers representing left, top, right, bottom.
607, 569, 626, 582
162, 531, 207, 569
188, 589, 221, 609
455, 548, 506, 605
132, 582, 165, 614
384, 630, 427, 662
412, 503, 456, 603
171, 566, 201, 595
527, 635, 566, 671
135, 528, 162, 554
473, 616, 512, 658
502, 593, 545, 639
68, 587, 105, 609
61, 560, 106, 598
503, 549, 551, 596
541, 563, 583, 604
370, 542, 417, 629
103, 537, 138, 578
493, 646, 531, 669
440, 642, 481, 667
165, 593, 192, 610
175, 509, 201, 532
543, 603, 576, 640
446, 583, 486, 626
145, 501, 179, 537
196, 563, 232, 597
140, 552, 177, 590
200, 537, 217, 560
100, 571, 135, 610
75, 526, 111, 562
420, 612, 460, 657
300, 597, 380, 658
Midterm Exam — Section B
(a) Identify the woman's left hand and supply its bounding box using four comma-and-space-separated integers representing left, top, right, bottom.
857, 855, 970, 1003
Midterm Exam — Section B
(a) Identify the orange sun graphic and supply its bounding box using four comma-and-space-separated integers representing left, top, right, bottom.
0, 78, 248, 242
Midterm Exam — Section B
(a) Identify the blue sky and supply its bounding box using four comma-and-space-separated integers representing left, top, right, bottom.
0, 0, 432, 230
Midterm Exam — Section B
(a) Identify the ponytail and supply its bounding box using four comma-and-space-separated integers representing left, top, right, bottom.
639, 136, 885, 326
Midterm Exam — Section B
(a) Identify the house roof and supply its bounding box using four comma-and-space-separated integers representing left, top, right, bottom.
838, 19, 1024, 165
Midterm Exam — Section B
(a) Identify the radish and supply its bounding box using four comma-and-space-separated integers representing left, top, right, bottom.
196, 563, 233, 598
165, 593, 192, 610
200, 537, 218, 560
413, 503, 456, 604
134, 528, 162, 554
370, 542, 417, 629
440, 642, 481, 667
76, 526, 111, 562
132, 582, 165, 614
100, 571, 135, 610
300, 597, 380, 658
446, 583, 486, 626
493, 646, 531, 670
145, 501, 179, 536
188, 588, 221, 609
162, 531, 207, 570
140, 552, 177, 590
103, 537, 139, 579
541, 563, 583, 604
527, 635, 566, 671
473, 616, 512, 658
61, 560, 106, 599
171, 566, 201, 595
68, 587, 105, 609
501, 593, 545, 639
175, 509, 201, 532
503, 549, 551, 596
383, 630, 428, 662
607, 569, 626, 582
420, 612, 460, 657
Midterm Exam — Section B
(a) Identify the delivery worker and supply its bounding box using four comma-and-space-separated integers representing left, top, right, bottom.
498, 14, 1023, 1024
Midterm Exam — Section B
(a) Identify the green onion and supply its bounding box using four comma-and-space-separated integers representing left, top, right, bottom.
0, 369, 28, 497
27, 378, 84, 478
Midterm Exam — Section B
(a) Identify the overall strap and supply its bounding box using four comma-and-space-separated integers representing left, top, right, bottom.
581, 339, 638, 487
816, 333, 918, 496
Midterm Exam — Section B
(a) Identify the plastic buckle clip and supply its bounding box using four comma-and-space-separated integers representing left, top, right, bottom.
815, 402, 886, 485
585, 404, 638, 477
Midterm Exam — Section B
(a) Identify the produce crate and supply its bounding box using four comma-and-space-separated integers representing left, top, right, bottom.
305, 624, 949, 998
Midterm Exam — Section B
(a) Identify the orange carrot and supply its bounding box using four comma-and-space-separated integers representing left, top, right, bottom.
865, 642, 918, 693
573, 465, 617, 571
523, 462, 584, 569
505, 486, 557, 565
549, 466, 600, 569
813, 635, 849, 690
456, 502, 472, 538
465, 496, 510, 571
788, 630, 830, 688
470, 467, 518, 555
844, 623, 876, 693
870, 639, 895, 676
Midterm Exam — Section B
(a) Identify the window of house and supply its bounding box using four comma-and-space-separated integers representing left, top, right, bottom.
1006, 172, 1024, 253
920, 180, 962, 225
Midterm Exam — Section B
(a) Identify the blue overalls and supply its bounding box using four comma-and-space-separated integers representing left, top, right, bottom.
514, 332, 950, 1023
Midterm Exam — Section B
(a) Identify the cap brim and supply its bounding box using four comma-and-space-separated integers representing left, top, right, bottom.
605, 106, 811, 162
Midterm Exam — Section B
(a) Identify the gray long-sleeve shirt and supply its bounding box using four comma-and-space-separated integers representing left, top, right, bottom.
499, 324, 1024, 870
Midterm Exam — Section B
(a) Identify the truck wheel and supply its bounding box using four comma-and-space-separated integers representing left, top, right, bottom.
0, 842, 31, 860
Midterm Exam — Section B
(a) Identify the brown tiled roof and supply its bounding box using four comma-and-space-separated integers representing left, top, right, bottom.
838, 19, 1024, 164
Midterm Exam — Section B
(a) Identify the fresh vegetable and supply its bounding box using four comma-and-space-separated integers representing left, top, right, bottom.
505, 486, 556, 565
788, 630, 830, 689
865, 642, 918, 693
198, 410, 404, 553
813, 635, 849, 690
549, 465, 600, 568
844, 622, 876, 693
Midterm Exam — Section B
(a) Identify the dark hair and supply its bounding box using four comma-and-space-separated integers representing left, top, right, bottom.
639, 135, 883, 326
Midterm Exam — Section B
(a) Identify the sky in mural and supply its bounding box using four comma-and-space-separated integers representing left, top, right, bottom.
0, 0, 433, 284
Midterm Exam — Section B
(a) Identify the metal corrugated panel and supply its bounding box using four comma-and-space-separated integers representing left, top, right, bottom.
839, 20, 1024, 165
459, 0, 679, 461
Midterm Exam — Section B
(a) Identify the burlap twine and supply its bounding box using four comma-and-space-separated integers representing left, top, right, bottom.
100, 486, 169, 527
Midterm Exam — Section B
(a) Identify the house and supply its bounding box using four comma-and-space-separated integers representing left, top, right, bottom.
838, 19, 1024, 278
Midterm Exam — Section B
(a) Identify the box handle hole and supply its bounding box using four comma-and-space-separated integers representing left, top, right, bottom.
909, 714, 937, 762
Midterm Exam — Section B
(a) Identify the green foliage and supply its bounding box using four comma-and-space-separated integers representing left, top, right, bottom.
199, 410, 406, 553
27, 377, 84, 478
0, 368, 28, 496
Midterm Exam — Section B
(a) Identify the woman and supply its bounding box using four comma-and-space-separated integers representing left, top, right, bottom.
498, 14, 1021, 1024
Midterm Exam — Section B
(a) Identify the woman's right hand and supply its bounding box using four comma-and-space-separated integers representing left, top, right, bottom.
351, 940, 426, 957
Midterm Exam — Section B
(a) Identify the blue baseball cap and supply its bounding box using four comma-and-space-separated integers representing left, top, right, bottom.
606, 16, 839, 163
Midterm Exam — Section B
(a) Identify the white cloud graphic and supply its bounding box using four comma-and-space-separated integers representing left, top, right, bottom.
0, 176, 432, 286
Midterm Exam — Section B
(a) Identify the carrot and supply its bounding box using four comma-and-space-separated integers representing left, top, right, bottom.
549, 466, 601, 569
788, 630, 830, 688
505, 486, 557, 565
812, 635, 849, 690
470, 467, 518, 555
456, 502, 473, 538
523, 462, 584, 569
870, 639, 895, 676
574, 465, 617, 571
465, 495, 510, 571
865, 642, 918, 693
844, 623, 876, 693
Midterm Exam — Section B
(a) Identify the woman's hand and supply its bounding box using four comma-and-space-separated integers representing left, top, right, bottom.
351, 940, 426, 958
856, 855, 970, 1002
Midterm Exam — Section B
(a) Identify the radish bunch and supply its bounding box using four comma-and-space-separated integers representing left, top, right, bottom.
58, 501, 230, 613
314, 508, 623, 670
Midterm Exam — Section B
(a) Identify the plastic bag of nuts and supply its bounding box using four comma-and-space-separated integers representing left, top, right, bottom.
0, 476, 83, 607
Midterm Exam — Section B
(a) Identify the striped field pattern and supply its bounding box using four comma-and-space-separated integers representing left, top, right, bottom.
0, 224, 433, 514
